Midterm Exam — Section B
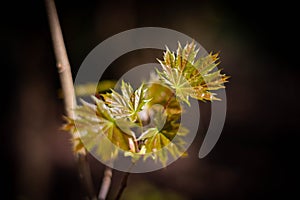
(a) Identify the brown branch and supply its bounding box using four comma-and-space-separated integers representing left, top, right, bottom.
44, 0, 75, 118
98, 167, 113, 200
44, 0, 96, 199
114, 172, 130, 200
78, 154, 97, 200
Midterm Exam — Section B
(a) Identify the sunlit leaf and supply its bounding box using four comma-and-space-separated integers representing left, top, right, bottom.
137, 105, 188, 166
137, 128, 158, 141
64, 96, 137, 161
156, 42, 229, 105
103, 81, 151, 122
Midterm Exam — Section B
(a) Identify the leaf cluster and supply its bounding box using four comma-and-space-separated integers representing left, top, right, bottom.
63, 42, 229, 166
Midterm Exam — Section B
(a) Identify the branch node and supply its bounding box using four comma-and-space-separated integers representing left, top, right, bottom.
57, 62, 66, 73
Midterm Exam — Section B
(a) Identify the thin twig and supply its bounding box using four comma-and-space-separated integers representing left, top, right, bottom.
44, 0, 96, 199
114, 172, 130, 200
98, 167, 112, 200
78, 154, 97, 200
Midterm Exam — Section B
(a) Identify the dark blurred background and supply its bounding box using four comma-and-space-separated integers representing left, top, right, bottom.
1, 0, 298, 200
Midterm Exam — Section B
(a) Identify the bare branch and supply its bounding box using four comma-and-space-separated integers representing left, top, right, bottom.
44, 0, 75, 118
45, 0, 97, 199
98, 167, 113, 200
115, 172, 130, 200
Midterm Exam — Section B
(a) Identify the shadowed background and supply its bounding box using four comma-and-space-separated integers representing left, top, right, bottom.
1, 0, 298, 199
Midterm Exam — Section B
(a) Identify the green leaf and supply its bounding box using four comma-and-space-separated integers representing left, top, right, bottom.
103, 81, 151, 122
71, 97, 136, 161
139, 105, 188, 166
146, 83, 182, 119
156, 67, 192, 106
156, 42, 229, 105
137, 128, 158, 141
143, 131, 172, 166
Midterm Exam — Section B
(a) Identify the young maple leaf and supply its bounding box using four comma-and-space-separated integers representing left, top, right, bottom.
64, 96, 136, 161
102, 81, 151, 122
156, 41, 229, 106
135, 105, 188, 166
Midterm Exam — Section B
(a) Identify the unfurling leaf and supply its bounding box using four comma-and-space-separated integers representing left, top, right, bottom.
102, 81, 151, 122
